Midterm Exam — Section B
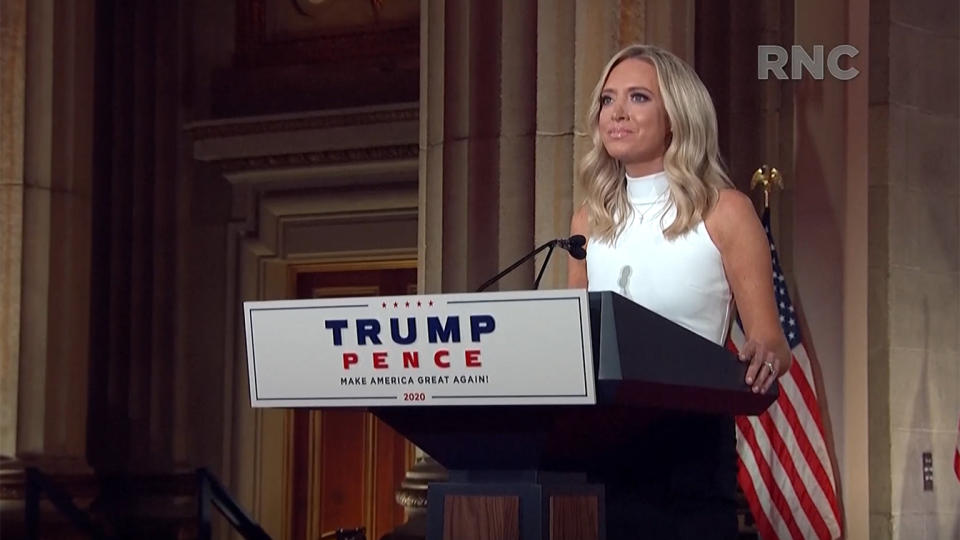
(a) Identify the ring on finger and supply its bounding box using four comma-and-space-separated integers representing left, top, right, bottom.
764, 360, 775, 376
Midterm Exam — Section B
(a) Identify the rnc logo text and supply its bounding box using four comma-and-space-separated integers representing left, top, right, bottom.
758, 45, 860, 81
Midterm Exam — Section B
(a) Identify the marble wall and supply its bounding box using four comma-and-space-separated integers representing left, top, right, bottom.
868, 0, 960, 538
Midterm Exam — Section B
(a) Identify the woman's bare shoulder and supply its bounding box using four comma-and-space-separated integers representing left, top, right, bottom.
571, 204, 591, 236
712, 188, 755, 218
704, 188, 762, 248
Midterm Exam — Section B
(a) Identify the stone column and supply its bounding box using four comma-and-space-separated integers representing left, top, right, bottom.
534, 0, 591, 289
410, 0, 545, 532
618, 0, 695, 60
86, 0, 182, 476
1, 0, 96, 473
868, 0, 960, 537
1, 2, 95, 531
0, 0, 27, 462
419, 0, 538, 295
411, 0, 540, 531
572, 0, 622, 211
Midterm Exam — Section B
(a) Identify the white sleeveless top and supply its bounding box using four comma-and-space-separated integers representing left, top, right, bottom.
586, 171, 734, 345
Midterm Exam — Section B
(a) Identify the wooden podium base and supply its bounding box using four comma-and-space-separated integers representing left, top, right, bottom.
426, 471, 603, 540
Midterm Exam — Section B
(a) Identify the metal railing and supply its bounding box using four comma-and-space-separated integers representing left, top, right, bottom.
24, 467, 111, 540
196, 467, 270, 540
24, 466, 366, 540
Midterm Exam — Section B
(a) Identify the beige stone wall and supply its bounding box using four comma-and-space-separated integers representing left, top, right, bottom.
791, 0, 854, 482
844, 1, 872, 537
0, 0, 26, 459
0, 0, 94, 468
869, 0, 960, 538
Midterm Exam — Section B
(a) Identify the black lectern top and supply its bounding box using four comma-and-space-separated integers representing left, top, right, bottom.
373, 291, 776, 471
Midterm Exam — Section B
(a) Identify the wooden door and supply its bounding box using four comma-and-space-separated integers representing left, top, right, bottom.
287, 261, 417, 540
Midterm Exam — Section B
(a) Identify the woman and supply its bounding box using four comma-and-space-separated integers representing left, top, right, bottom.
568, 44, 791, 539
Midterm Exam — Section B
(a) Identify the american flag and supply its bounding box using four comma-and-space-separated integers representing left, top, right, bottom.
727, 208, 843, 540
954, 415, 960, 483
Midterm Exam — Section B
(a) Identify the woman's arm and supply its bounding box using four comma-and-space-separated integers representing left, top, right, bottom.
568, 205, 589, 288
705, 189, 791, 393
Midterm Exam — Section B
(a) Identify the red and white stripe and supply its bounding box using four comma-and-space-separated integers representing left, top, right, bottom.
730, 323, 843, 540
954, 415, 960, 483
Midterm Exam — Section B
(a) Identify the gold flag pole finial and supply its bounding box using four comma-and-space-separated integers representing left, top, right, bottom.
750, 165, 783, 208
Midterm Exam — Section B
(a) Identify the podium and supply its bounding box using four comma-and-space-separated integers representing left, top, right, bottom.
243, 290, 776, 540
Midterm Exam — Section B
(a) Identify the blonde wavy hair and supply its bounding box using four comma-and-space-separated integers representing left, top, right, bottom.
579, 44, 732, 242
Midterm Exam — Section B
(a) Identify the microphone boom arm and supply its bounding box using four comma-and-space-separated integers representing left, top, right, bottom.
533, 243, 556, 290
475, 240, 557, 292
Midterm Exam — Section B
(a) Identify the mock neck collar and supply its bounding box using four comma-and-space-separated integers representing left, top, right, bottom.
626, 170, 670, 203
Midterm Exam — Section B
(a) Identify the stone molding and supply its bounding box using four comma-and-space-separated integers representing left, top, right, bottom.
187, 106, 418, 140
217, 145, 418, 173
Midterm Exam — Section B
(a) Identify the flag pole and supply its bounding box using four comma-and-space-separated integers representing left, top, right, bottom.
735, 163, 845, 540
749, 164, 783, 209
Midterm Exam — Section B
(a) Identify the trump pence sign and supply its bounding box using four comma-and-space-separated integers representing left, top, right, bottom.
243, 289, 595, 407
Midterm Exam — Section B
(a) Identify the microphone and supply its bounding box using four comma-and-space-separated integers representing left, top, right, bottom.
475, 235, 589, 292
558, 234, 587, 260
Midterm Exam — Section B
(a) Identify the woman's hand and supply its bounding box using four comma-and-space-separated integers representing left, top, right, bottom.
704, 189, 791, 394
737, 339, 782, 394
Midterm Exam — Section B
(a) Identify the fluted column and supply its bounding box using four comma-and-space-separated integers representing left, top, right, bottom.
618, 0, 695, 60
419, 0, 538, 294
86, 0, 181, 475
1, 0, 95, 473
0, 0, 27, 462
533, 0, 578, 289
409, 0, 543, 533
